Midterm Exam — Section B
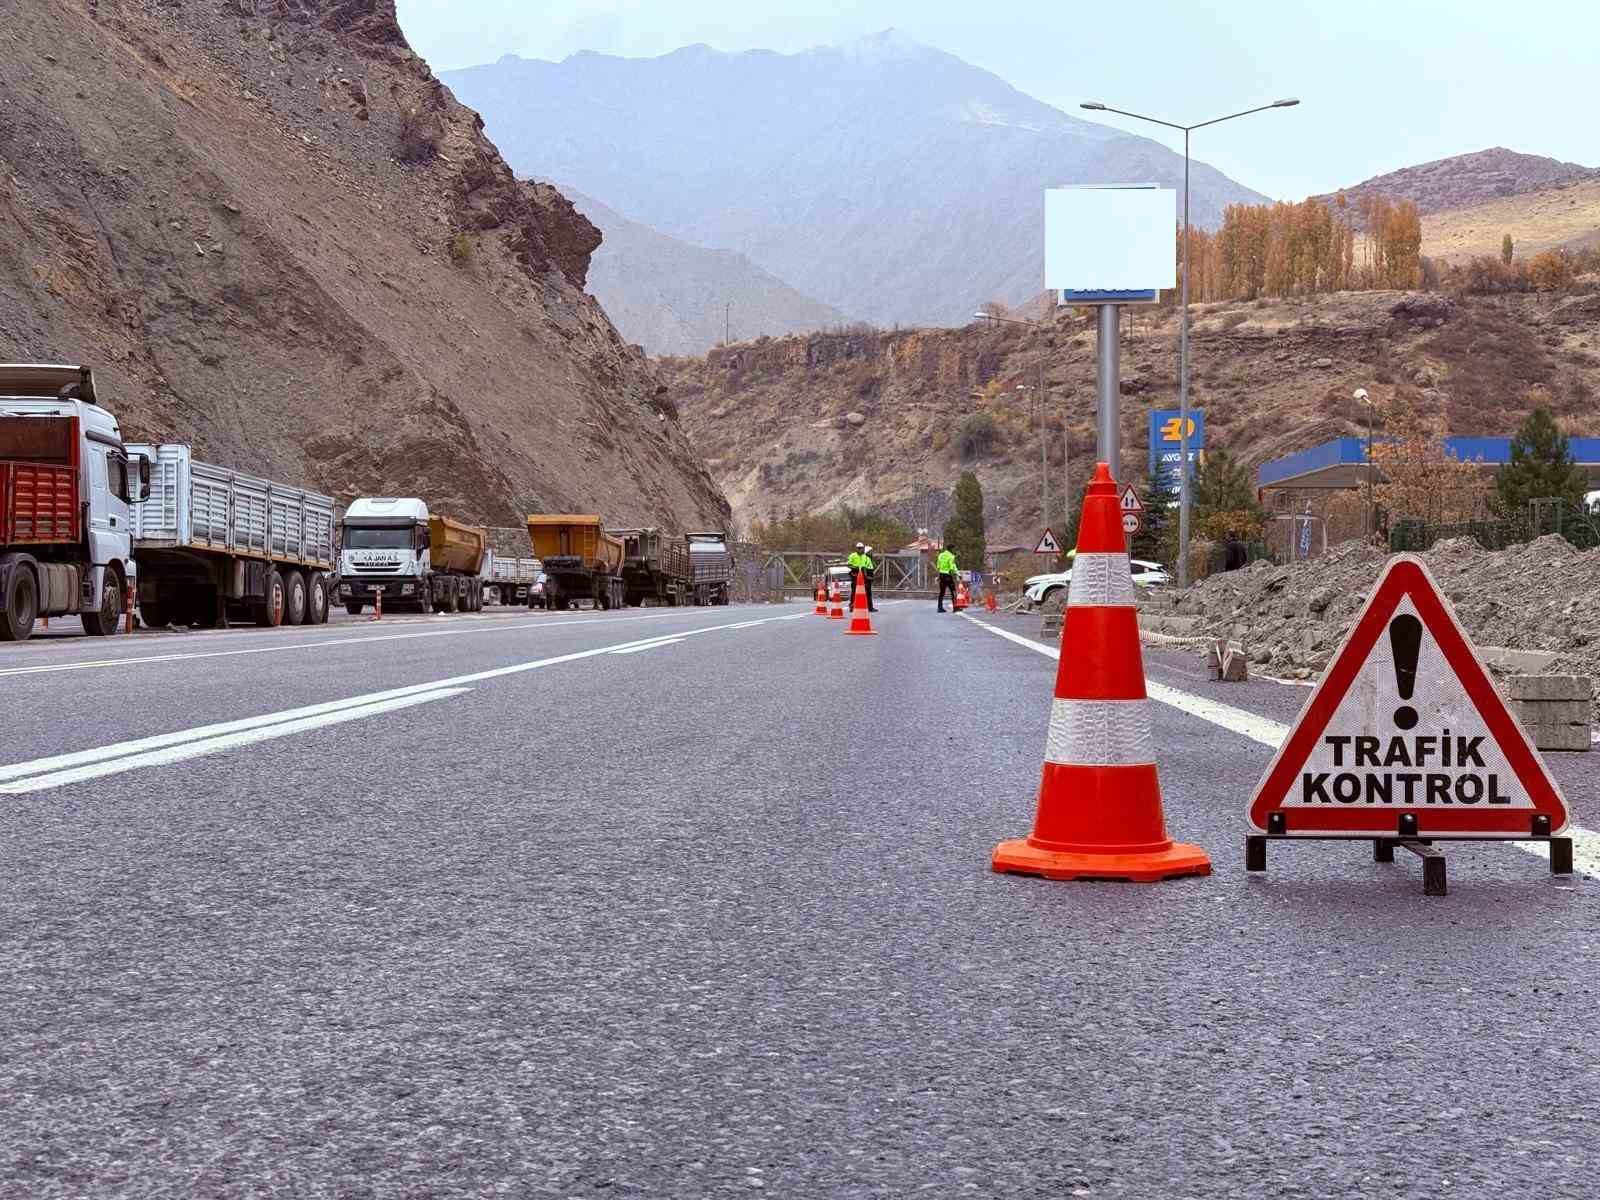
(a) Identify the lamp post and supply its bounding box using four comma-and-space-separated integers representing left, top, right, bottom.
1355, 387, 1375, 539
1080, 97, 1299, 588
974, 311, 1050, 530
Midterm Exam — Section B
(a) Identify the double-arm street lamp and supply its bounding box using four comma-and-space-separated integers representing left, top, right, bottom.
1079, 98, 1299, 587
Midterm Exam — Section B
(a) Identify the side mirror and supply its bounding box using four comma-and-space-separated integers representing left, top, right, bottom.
136, 456, 151, 502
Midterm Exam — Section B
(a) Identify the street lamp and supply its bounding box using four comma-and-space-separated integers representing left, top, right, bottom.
1355, 387, 1375, 539
973, 311, 1051, 531
1080, 97, 1299, 588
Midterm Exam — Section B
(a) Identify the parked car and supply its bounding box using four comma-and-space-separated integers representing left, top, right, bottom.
1024, 559, 1170, 605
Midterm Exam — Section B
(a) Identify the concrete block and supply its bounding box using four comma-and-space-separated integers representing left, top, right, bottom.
1483, 647, 1561, 674
1206, 638, 1249, 682
1505, 674, 1591, 702
1523, 723, 1593, 753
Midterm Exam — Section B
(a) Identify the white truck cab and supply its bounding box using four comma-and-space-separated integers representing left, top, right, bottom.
338, 497, 431, 612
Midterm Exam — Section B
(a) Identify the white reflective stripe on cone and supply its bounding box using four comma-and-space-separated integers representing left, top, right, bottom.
1067, 553, 1135, 608
1044, 698, 1156, 766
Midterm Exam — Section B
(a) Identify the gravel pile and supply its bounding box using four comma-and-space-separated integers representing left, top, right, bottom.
1151, 535, 1600, 720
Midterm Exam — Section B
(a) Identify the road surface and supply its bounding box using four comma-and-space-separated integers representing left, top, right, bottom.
1, 601, 1596, 1197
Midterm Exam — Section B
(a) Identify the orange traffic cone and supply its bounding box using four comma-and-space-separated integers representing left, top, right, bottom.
954, 578, 970, 611
814, 579, 828, 616
844, 569, 877, 636
984, 589, 998, 613
991, 462, 1210, 883
371, 588, 383, 622
828, 580, 845, 620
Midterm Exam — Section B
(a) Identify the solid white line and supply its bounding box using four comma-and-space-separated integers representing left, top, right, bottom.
0, 689, 469, 794
0, 608, 780, 680
0, 611, 796, 791
609, 637, 686, 655
961, 613, 1600, 878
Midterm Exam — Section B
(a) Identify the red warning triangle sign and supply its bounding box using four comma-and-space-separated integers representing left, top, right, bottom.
1248, 555, 1568, 837
1034, 527, 1062, 555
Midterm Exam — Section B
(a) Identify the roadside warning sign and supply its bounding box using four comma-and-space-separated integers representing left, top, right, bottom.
1119, 485, 1143, 514
1034, 528, 1062, 555
1121, 511, 1142, 536
1248, 555, 1567, 838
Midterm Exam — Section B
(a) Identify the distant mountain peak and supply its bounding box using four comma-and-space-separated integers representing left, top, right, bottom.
831, 28, 934, 61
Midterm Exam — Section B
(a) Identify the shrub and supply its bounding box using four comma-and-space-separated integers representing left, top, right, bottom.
958, 412, 999, 460
447, 232, 475, 265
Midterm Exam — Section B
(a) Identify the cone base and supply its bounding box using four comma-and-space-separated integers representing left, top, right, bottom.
845, 627, 877, 636
990, 837, 1211, 882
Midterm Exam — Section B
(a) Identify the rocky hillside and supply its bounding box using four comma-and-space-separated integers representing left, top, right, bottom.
1317, 148, 1600, 220
561, 189, 849, 357
665, 290, 1600, 545
0, 0, 728, 529
1420, 179, 1600, 264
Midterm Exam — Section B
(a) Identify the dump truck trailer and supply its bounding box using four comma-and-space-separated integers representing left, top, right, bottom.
337, 498, 486, 613
0, 364, 148, 641
526, 514, 625, 610
687, 530, 734, 605
613, 527, 692, 606
129, 444, 336, 628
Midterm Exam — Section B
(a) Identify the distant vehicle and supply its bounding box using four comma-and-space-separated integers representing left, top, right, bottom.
613, 527, 692, 606
1024, 558, 1170, 605
1586, 488, 1600, 514
686, 530, 733, 606
482, 551, 541, 607
337, 498, 487, 614
0, 364, 147, 641
526, 514, 626, 610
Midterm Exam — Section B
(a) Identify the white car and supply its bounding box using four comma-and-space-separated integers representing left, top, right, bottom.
1025, 559, 1171, 605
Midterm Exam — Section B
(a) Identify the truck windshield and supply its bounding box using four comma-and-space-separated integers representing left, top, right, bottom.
343, 526, 412, 549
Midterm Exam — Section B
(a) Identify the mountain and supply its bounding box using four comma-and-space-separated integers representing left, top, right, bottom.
439, 33, 1268, 328
0, 0, 728, 530
559, 189, 850, 356
1316, 147, 1600, 219
666, 291, 1600, 546
1418, 178, 1600, 264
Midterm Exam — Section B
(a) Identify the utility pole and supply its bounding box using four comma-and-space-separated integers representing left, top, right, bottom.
976, 311, 1051, 530
725, 301, 731, 346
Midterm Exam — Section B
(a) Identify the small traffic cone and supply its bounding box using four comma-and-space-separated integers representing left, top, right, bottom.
844, 570, 877, 636
954, 578, 970, 611
984, 590, 998, 613
371, 588, 383, 622
991, 462, 1210, 883
814, 579, 828, 616
828, 581, 845, 620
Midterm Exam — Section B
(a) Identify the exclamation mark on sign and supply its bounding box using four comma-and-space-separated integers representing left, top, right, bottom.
1389, 614, 1423, 731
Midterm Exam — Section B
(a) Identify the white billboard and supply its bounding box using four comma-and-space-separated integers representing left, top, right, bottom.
1044, 185, 1177, 295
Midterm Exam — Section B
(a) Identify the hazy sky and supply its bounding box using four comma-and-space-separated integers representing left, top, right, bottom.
394, 0, 1598, 200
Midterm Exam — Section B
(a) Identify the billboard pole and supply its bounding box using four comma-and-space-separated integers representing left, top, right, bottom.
1096, 303, 1121, 476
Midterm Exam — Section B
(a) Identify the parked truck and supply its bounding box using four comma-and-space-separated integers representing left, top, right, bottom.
129, 443, 336, 628
526, 514, 625, 610
482, 551, 542, 607
336, 498, 487, 614
612, 527, 692, 606
0, 364, 148, 641
687, 530, 734, 606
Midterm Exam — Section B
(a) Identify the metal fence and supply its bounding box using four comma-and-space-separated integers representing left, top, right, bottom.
1389, 501, 1600, 553
757, 550, 938, 597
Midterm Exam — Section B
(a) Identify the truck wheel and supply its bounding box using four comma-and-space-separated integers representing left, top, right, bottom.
0, 568, 38, 642
255, 569, 285, 627
346, 601, 365, 616
283, 571, 308, 626
307, 574, 329, 624
443, 586, 458, 614
81, 576, 123, 637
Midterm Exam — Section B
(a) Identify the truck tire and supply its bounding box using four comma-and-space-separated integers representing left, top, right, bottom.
81, 575, 123, 637
283, 570, 308, 626
1, 567, 38, 642
346, 601, 365, 616
442, 584, 458, 613
255, 569, 286, 627
307, 574, 329, 625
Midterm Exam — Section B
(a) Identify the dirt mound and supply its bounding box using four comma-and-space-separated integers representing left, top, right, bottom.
0, 0, 728, 529
1153, 536, 1600, 720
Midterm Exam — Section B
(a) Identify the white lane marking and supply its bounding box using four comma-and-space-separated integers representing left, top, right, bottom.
961, 613, 1600, 878
0, 611, 797, 792
609, 637, 686, 655
0, 608, 780, 680
0, 689, 469, 795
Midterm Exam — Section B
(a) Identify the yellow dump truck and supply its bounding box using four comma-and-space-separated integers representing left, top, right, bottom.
526, 514, 626, 610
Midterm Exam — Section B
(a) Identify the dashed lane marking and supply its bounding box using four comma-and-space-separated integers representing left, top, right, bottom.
961, 613, 1600, 878
0, 612, 799, 794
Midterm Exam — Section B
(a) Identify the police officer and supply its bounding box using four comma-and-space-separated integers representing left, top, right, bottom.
847, 542, 867, 608
862, 544, 878, 611
936, 546, 958, 612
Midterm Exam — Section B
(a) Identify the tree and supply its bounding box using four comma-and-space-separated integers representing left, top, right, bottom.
1367, 392, 1486, 527
1501, 233, 1514, 265
1131, 473, 1176, 563
1528, 250, 1575, 293
1192, 447, 1262, 522
941, 472, 986, 572
1494, 407, 1587, 515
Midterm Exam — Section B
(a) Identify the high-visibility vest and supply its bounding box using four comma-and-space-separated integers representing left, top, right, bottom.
937, 550, 957, 575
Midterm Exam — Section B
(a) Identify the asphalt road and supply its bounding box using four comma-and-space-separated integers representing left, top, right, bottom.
2, 600, 1597, 1198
